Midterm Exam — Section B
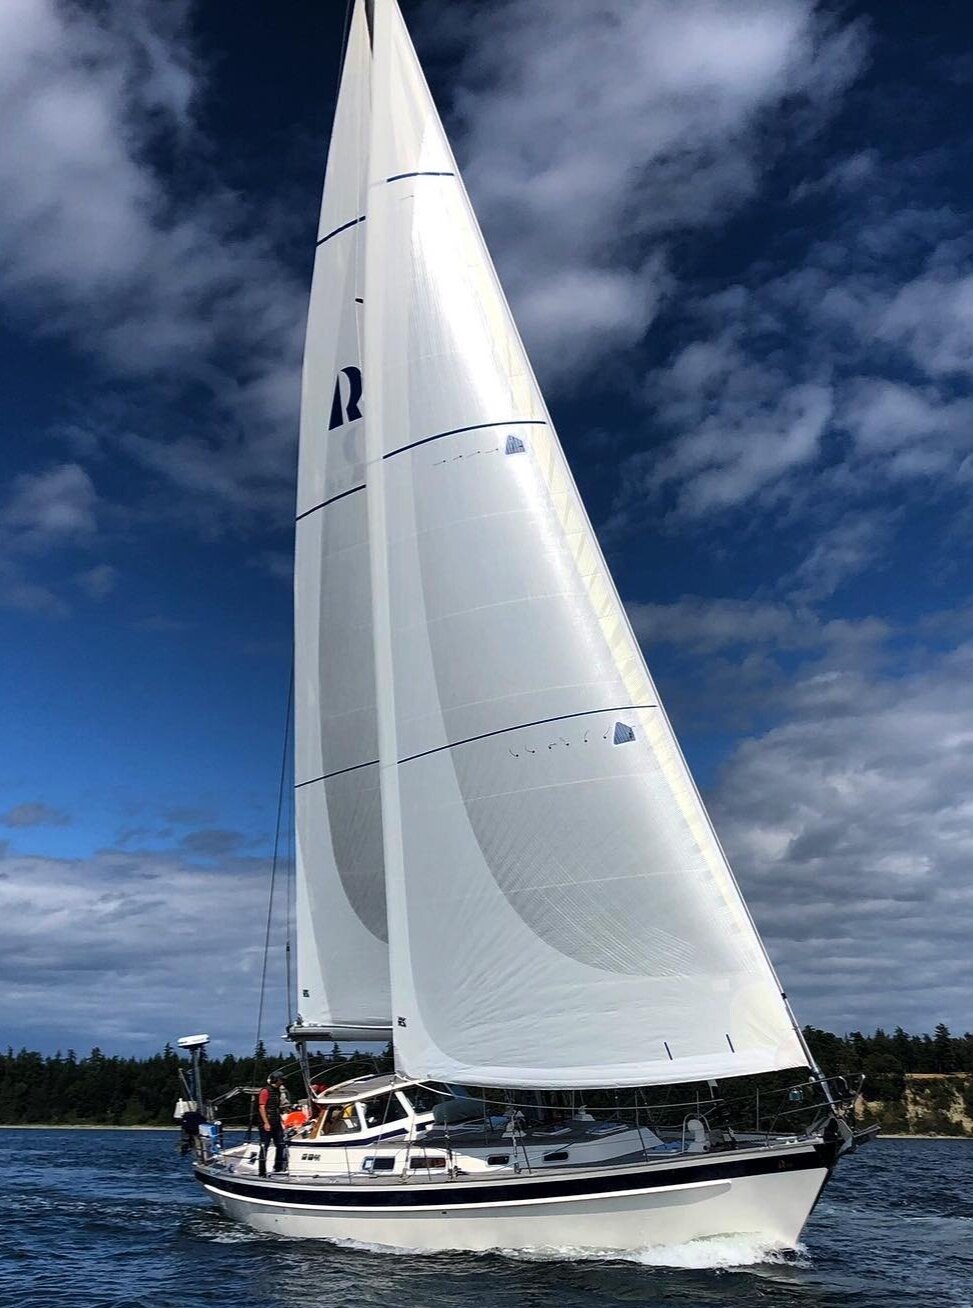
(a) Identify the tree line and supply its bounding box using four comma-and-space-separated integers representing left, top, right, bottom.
0, 1025, 969, 1127
0, 1040, 376, 1127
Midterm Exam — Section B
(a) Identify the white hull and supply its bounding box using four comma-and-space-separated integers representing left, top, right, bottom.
196, 1138, 835, 1253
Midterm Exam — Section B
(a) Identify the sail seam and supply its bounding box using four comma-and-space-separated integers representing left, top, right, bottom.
397, 705, 658, 767
295, 757, 378, 789
383, 419, 547, 462
295, 483, 365, 522
386, 171, 456, 182
316, 214, 366, 247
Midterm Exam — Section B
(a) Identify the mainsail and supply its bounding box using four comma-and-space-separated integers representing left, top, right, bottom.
293, 0, 390, 1039
361, 0, 808, 1087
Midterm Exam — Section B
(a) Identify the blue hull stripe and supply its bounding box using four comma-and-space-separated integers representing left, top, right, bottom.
197, 1141, 837, 1210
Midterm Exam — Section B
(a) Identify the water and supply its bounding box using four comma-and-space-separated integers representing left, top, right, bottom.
0, 1131, 969, 1308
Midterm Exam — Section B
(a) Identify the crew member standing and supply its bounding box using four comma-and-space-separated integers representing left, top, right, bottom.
258, 1073, 287, 1176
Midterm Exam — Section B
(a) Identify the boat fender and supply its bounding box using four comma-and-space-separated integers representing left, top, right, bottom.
686, 1117, 709, 1152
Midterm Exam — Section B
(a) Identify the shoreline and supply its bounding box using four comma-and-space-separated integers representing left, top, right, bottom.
0, 1124, 180, 1131
877, 1132, 972, 1140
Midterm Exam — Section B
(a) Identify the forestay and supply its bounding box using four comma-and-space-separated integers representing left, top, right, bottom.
364, 0, 807, 1087
293, 0, 390, 1039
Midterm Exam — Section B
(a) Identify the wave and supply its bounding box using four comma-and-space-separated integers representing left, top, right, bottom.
317, 1233, 808, 1270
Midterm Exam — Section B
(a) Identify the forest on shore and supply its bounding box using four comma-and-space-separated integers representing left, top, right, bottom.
0, 1025, 970, 1133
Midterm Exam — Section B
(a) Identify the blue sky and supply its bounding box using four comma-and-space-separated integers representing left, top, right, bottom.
1, 0, 971, 1055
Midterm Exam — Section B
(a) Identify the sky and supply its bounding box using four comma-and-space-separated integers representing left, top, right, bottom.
1, 0, 971, 1057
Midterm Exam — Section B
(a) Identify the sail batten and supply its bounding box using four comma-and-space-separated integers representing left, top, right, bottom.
359, 0, 806, 1088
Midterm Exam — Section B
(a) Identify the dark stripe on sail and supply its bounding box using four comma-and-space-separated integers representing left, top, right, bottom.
197, 1140, 837, 1211
384, 419, 547, 462
316, 215, 366, 247
398, 705, 658, 767
386, 171, 456, 182
295, 483, 365, 523
296, 758, 378, 790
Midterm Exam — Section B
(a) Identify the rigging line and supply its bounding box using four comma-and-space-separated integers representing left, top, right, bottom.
317, 0, 360, 252
284, 731, 295, 1028
338, 0, 355, 73
251, 658, 295, 1085
397, 704, 659, 766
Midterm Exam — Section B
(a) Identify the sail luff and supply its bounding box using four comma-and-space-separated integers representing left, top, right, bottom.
363, 0, 807, 1087
293, 0, 391, 1037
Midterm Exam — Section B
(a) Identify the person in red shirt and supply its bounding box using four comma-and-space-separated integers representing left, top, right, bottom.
258, 1073, 287, 1176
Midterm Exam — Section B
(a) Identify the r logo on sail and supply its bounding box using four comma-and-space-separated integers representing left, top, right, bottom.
329, 365, 363, 430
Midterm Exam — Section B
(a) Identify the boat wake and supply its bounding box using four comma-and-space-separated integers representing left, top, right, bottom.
627, 1235, 808, 1270
322, 1234, 807, 1270
500, 1235, 806, 1270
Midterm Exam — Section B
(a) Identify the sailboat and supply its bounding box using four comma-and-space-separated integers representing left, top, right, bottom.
185, 0, 870, 1252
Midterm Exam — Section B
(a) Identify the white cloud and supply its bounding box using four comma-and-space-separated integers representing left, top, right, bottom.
0, 0, 304, 522
0, 563, 68, 618
627, 592, 893, 740
878, 271, 973, 377
611, 206, 973, 548
653, 380, 834, 517
629, 595, 824, 653
75, 563, 118, 601
442, 0, 865, 379
1, 802, 71, 829
619, 592, 973, 1032
0, 463, 100, 616
784, 512, 893, 603
712, 642, 973, 1033
2, 464, 97, 552
788, 148, 880, 202
0, 844, 288, 1053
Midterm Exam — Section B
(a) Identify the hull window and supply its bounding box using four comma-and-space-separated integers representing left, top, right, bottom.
362, 1156, 396, 1173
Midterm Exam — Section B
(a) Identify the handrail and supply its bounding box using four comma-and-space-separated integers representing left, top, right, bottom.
207, 1071, 863, 1146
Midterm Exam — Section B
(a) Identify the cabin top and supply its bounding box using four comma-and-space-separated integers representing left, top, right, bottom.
313, 1073, 437, 1105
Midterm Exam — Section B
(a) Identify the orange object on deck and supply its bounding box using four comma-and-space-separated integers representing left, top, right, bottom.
283, 1109, 308, 1129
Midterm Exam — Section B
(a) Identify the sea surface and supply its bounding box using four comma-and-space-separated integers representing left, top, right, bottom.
0, 1130, 969, 1308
